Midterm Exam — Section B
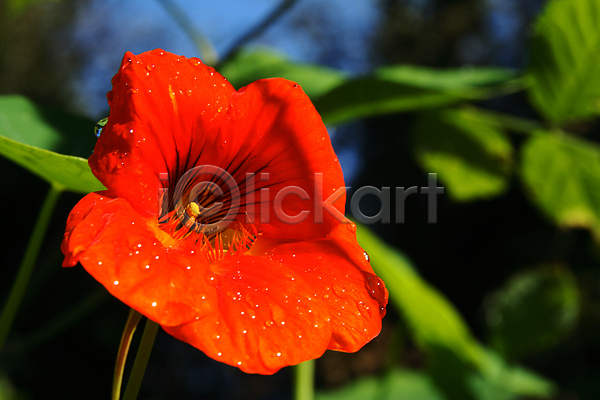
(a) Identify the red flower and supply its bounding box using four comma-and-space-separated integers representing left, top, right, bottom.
61, 49, 387, 374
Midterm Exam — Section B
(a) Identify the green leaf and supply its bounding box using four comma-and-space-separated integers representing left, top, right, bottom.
314, 66, 518, 126
356, 225, 555, 399
0, 95, 104, 193
527, 0, 600, 125
520, 132, 600, 239
356, 225, 483, 366
0, 135, 104, 193
413, 108, 513, 202
469, 350, 556, 400
377, 65, 517, 91
218, 49, 347, 99
0, 95, 98, 158
314, 79, 467, 126
316, 369, 446, 400
484, 265, 580, 360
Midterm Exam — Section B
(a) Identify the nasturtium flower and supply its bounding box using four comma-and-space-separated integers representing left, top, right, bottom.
62, 49, 387, 374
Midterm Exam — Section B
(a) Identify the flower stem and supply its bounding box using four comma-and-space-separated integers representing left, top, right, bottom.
0, 184, 62, 352
294, 359, 316, 400
112, 309, 143, 400
121, 318, 160, 400
155, 0, 219, 65
219, 0, 300, 67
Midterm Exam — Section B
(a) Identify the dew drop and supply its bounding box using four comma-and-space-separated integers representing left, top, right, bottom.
333, 285, 348, 298
188, 57, 202, 66
113, 280, 119, 285
363, 251, 370, 262
146, 64, 155, 71
346, 223, 357, 233
151, 302, 157, 307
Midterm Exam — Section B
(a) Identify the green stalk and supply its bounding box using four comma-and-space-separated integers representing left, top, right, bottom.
155, 0, 219, 65
294, 359, 316, 400
122, 318, 160, 400
0, 184, 63, 351
112, 309, 143, 400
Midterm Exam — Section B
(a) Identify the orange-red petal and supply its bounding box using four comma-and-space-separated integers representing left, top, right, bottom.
89, 50, 235, 218
62, 192, 215, 326
162, 223, 387, 374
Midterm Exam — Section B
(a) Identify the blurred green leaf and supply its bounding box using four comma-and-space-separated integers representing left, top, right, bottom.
527, 0, 600, 125
469, 350, 556, 400
0, 96, 104, 193
357, 225, 555, 400
0, 95, 98, 158
218, 49, 347, 99
485, 265, 580, 360
413, 108, 513, 202
0, 374, 19, 400
520, 132, 600, 240
314, 79, 467, 126
377, 65, 517, 91
316, 369, 446, 400
314, 66, 518, 126
357, 225, 483, 366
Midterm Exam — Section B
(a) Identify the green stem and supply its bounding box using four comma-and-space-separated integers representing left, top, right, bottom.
122, 318, 160, 400
155, 0, 219, 65
0, 184, 62, 351
112, 309, 143, 400
219, 0, 300, 67
294, 359, 316, 400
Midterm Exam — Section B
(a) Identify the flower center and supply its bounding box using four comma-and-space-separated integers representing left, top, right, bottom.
157, 169, 256, 261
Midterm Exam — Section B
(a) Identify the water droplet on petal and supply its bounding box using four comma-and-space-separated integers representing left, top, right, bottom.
188, 57, 202, 66
333, 285, 348, 298
146, 64, 155, 71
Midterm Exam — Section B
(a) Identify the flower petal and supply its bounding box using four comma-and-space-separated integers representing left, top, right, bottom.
89, 50, 235, 217
62, 192, 215, 326
163, 223, 387, 374
219, 78, 347, 239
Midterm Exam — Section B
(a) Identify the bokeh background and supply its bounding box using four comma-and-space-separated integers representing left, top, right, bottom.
2, 0, 600, 399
